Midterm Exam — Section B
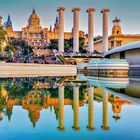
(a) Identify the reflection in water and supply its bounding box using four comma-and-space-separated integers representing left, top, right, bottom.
101, 90, 109, 131
58, 86, 65, 131
72, 84, 80, 131
87, 86, 95, 130
0, 76, 140, 140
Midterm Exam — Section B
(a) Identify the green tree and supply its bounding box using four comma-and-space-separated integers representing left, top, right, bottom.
49, 39, 58, 50
0, 26, 7, 54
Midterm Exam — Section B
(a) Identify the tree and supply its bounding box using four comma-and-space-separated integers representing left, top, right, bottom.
79, 37, 84, 53
49, 38, 86, 53
0, 26, 7, 54
49, 39, 58, 50
94, 35, 102, 41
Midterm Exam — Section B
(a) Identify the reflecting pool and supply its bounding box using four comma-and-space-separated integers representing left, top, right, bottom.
0, 75, 140, 140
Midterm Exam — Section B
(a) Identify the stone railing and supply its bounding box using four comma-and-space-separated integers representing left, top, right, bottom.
0, 63, 77, 78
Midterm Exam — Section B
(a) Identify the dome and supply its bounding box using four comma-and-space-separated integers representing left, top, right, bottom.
29, 109, 40, 128
28, 9, 40, 27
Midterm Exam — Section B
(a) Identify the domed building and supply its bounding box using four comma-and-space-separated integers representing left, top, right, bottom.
22, 8, 46, 47
5, 9, 85, 48
28, 9, 41, 28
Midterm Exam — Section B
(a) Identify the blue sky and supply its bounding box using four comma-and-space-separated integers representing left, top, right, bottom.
0, 0, 140, 36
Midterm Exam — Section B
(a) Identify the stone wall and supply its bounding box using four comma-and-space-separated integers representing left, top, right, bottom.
109, 48, 140, 76
109, 48, 140, 65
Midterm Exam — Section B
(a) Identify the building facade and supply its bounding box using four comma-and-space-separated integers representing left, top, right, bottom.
5, 9, 85, 48
94, 17, 140, 53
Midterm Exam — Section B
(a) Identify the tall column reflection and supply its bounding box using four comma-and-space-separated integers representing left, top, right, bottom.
57, 86, 65, 131
72, 84, 80, 131
0, 112, 2, 121
101, 89, 109, 131
87, 86, 95, 130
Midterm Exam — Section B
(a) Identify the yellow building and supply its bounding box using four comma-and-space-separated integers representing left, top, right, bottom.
5, 9, 85, 48
94, 17, 140, 53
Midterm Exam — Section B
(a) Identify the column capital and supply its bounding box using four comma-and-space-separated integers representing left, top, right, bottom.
101, 8, 110, 13
72, 8, 81, 12
57, 7, 65, 12
87, 8, 96, 13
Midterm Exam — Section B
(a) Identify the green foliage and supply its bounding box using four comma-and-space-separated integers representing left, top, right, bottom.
0, 26, 7, 56
94, 35, 102, 41
49, 39, 58, 50
3, 78, 33, 98
0, 44, 2, 53
0, 26, 7, 45
6, 39, 34, 62
50, 86, 85, 100
79, 37, 84, 52
49, 38, 85, 53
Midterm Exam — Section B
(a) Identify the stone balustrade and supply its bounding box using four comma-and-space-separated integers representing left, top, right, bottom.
0, 63, 77, 77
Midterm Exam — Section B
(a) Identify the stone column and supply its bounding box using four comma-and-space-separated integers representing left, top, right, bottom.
101, 89, 109, 131
72, 8, 80, 53
101, 8, 110, 55
72, 85, 80, 131
57, 7, 65, 52
57, 86, 65, 131
87, 86, 95, 130
87, 8, 96, 53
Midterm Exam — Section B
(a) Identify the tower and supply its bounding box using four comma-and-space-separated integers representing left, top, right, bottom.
112, 17, 122, 36
112, 97, 123, 122
5, 15, 13, 31
50, 25, 52, 32
54, 16, 59, 32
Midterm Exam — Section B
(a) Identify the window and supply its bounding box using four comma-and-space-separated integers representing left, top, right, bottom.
30, 33, 32, 38
116, 41, 122, 47
111, 41, 114, 48
39, 34, 41, 38
34, 33, 37, 38
24, 33, 27, 38
117, 31, 120, 34
120, 51, 125, 59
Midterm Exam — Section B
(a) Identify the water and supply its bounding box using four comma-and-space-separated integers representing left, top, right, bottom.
0, 76, 140, 140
